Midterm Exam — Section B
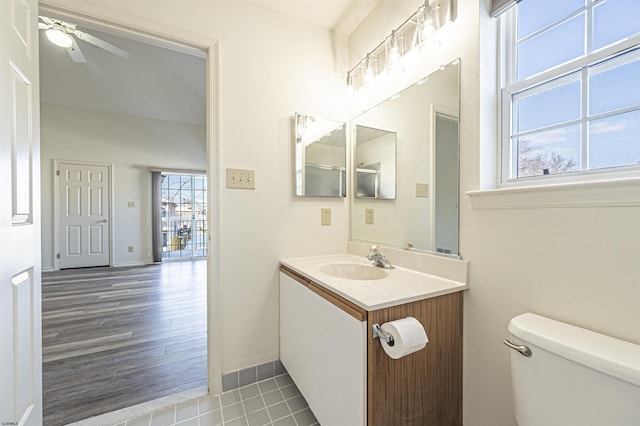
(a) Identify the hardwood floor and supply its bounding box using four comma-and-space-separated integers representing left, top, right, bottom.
42, 261, 208, 425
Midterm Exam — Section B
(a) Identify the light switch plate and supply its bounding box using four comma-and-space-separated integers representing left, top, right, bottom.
416, 183, 429, 197
321, 208, 331, 226
227, 168, 255, 189
128, 201, 136, 208
365, 208, 374, 225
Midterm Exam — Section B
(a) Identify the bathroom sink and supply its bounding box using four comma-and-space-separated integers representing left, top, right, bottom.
320, 263, 389, 281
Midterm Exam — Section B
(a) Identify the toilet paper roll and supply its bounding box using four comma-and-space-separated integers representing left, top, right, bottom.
380, 316, 428, 359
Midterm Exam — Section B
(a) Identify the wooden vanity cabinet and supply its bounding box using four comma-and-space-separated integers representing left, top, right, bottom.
368, 292, 463, 426
280, 266, 463, 426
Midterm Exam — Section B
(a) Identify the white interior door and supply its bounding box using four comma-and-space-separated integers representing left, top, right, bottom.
57, 162, 111, 269
0, 0, 42, 424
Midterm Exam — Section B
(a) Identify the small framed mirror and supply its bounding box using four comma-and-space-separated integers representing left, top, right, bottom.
294, 113, 346, 197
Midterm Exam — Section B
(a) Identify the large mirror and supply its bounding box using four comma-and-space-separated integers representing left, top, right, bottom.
351, 59, 460, 255
294, 113, 346, 197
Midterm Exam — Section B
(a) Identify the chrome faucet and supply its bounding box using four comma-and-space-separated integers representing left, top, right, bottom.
367, 245, 394, 269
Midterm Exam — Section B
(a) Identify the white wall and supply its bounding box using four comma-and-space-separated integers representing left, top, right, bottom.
352, 1, 640, 425
41, 103, 206, 270
41, 0, 350, 375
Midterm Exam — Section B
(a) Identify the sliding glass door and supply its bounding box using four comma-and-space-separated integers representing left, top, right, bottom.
161, 174, 207, 260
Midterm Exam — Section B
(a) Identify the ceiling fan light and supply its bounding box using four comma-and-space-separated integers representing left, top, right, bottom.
46, 28, 73, 48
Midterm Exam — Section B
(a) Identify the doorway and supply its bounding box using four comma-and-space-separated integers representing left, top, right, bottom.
434, 111, 459, 255
38, 5, 220, 423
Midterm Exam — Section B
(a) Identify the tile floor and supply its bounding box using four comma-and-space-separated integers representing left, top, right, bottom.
116, 373, 320, 426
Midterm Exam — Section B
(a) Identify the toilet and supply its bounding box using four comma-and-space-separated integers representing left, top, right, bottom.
505, 313, 640, 426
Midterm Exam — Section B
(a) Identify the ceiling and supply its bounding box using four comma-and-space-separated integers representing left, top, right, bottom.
39, 1, 378, 127
251, 0, 380, 34
39, 20, 207, 126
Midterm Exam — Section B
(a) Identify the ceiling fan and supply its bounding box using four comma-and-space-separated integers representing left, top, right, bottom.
38, 15, 130, 63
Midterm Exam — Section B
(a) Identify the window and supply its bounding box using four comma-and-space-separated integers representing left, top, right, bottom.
500, 0, 640, 185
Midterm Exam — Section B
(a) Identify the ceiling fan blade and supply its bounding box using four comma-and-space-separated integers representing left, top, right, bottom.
39, 15, 55, 25
66, 38, 87, 63
38, 22, 51, 30
73, 30, 130, 59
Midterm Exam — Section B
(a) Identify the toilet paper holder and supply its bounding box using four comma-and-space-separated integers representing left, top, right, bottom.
372, 323, 395, 346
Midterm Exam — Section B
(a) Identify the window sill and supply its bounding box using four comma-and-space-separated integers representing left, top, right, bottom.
466, 177, 640, 210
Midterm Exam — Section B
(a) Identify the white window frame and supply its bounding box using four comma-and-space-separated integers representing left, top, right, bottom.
498, 1, 640, 188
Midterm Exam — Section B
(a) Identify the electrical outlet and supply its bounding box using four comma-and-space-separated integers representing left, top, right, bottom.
226, 168, 255, 189
128, 201, 136, 208
321, 208, 331, 226
416, 183, 429, 197
365, 208, 374, 225
128, 246, 134, 253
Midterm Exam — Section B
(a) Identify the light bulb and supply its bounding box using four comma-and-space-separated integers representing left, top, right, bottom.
45, 27, 73, 48
387, 31, 404, 76
364, 67, 375, 86
363, 55, 376, 88
421, 19, 436, 40
346, 72, 355, 101
388, 47, 401, 70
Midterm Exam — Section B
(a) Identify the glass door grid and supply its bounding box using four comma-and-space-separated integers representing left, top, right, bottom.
161, 174, 207, 260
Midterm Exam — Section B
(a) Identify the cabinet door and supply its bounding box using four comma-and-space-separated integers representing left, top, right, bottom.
280, 272, 367, 426
367, 292, 463, 426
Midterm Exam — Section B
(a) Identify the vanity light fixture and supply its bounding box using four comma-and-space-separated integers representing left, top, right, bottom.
45, 25, 73, 48
345, 0, 452, 96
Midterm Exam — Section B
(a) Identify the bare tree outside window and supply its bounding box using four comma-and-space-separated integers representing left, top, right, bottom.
517, 138, 579, 178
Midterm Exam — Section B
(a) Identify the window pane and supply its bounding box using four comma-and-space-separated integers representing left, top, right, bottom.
589, 109, 640, 169
518, 14, 585, 80
181, 175, 192, 191
516, 125, 581, 178
517, 0, 584, 40
589, 52, 640, 116
593, 0, 640, 50
168, 174, 181, 190
516, 77, 581, 133
195, 175, 206, 190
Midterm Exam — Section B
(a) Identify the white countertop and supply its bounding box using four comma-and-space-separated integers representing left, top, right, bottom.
280, 254, 468, 311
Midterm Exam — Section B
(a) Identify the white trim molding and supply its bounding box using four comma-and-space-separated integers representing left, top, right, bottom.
467, 177, 640, 210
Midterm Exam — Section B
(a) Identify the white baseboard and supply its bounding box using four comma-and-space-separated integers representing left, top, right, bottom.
112, 260, 154, 268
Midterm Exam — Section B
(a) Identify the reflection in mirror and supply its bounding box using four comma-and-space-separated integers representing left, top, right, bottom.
294, 113, 346, 197
350, 59, 460, 255
355, 125, 396, 199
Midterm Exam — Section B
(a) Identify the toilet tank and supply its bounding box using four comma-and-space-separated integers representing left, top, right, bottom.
507, 313, 640, 426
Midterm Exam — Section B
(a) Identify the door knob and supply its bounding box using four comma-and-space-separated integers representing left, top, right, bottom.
101, 218, 108, 223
